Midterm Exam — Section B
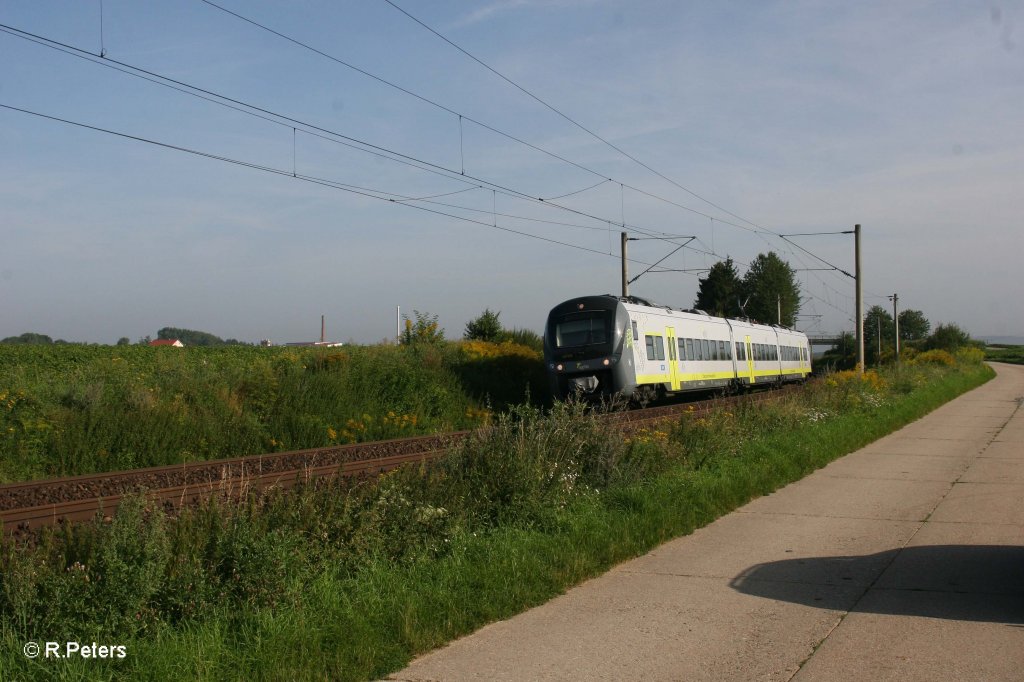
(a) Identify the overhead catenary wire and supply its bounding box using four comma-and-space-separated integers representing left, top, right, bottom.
0, 101, 694, 277
132, 5, 851, 313
196, 1, 792, 236
374, 1, 864, 312
380, 0, 775, 234
0, 22, 691, 245
3, 15, 858, 325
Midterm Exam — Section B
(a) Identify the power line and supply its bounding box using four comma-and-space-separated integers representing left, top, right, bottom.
380, 0, 771, 233
196, 2, 781, 235
0, 22, 685, 244
376, 0, 869, 312
2, 94, 854, 321
0, 101, 695, 275
126, 5, 851, 302
3, 15, 859, 323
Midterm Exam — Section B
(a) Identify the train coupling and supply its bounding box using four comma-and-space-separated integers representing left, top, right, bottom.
569, 375, 600, 394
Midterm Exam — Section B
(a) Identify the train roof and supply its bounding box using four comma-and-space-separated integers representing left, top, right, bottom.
551, 294, 808, 336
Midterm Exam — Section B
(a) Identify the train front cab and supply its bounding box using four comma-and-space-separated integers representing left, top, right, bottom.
544, 296, 632, 400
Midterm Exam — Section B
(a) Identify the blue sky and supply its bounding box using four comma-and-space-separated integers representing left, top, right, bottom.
1, 1, 1021, 344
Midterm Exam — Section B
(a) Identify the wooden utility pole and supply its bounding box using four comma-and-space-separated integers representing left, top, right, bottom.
621, 232, 629, 298
877, 309, 882, 362
855, 224, 864, 375
889, 293, 900, 364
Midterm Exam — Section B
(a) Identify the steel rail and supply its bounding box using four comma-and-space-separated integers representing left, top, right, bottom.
1, 386, 802, 535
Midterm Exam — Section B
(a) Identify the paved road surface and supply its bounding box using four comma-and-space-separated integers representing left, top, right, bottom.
389, 363, 1024, 681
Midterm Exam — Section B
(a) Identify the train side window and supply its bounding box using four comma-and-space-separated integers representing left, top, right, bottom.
632, 321, 638, 341
686, 338, 694, 361
735, 342, 743, 361
694, 339, 703, 361
719, 341, 727, 360
709, 341, 717, 361
702, 339, 710, 360
677, 339, 685, 361
645, 335, 655, 360
655, 336, 665, 361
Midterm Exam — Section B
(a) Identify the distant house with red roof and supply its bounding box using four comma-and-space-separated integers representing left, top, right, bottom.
149, 339, 184, 348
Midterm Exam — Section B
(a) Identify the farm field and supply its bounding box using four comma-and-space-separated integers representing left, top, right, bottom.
0, 351, 992, 681
984, 344, 1024, 365
0, 341, 545, 483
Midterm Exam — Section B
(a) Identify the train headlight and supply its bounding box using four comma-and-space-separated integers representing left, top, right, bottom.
603, 358, 610, 366
556, 364, 563, 371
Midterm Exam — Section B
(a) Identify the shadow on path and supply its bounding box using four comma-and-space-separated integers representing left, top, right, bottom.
731, 545, 1024, 624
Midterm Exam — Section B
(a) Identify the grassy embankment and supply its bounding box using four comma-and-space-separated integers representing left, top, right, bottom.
0, 350, 992, 681
0, 341, 546, 482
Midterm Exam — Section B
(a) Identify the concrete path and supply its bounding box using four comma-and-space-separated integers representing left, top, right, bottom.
389, 363, 1024, 681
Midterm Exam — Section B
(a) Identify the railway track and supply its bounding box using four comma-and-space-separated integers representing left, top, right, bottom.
0, 385, 801, 535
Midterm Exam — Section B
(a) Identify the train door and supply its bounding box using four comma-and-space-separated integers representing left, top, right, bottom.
666, 327, 680, 391
744, 335, 755, 384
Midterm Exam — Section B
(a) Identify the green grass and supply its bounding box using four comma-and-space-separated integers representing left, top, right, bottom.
0, 361, 993, 680
0, 342, 546, 482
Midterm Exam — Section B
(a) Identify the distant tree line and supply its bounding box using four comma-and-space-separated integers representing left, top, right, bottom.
155, 327, 251, 346
0, 332, 64, 345
0, 329, 251, 346
823, 319, 978, 369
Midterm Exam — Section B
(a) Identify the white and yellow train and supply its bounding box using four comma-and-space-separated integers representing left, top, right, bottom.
543, 294, 812, 401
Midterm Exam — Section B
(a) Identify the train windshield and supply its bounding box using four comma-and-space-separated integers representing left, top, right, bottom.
553, 311, 610, 348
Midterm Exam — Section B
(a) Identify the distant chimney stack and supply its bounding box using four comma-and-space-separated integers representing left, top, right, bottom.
321, 315, 325, 343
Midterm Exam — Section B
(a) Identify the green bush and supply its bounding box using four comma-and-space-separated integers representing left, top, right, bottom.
464, 309, 503, 342
926, 323, 975, 352
955, 347, 985, 364
912, 349, 956, 366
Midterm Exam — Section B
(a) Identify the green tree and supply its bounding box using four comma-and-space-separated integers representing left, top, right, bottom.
116, 337, 131, 346
401, 310, 445, 345
694, 257, 743, 318
740, 252, 801, 327
822, 331, 856, 370
898, 309, 930, 342
464, 309, 503, 342
157, 327, 225, 346
0, 332, 53, 344
926, 323, 974, 352
864, 305, 894, 363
